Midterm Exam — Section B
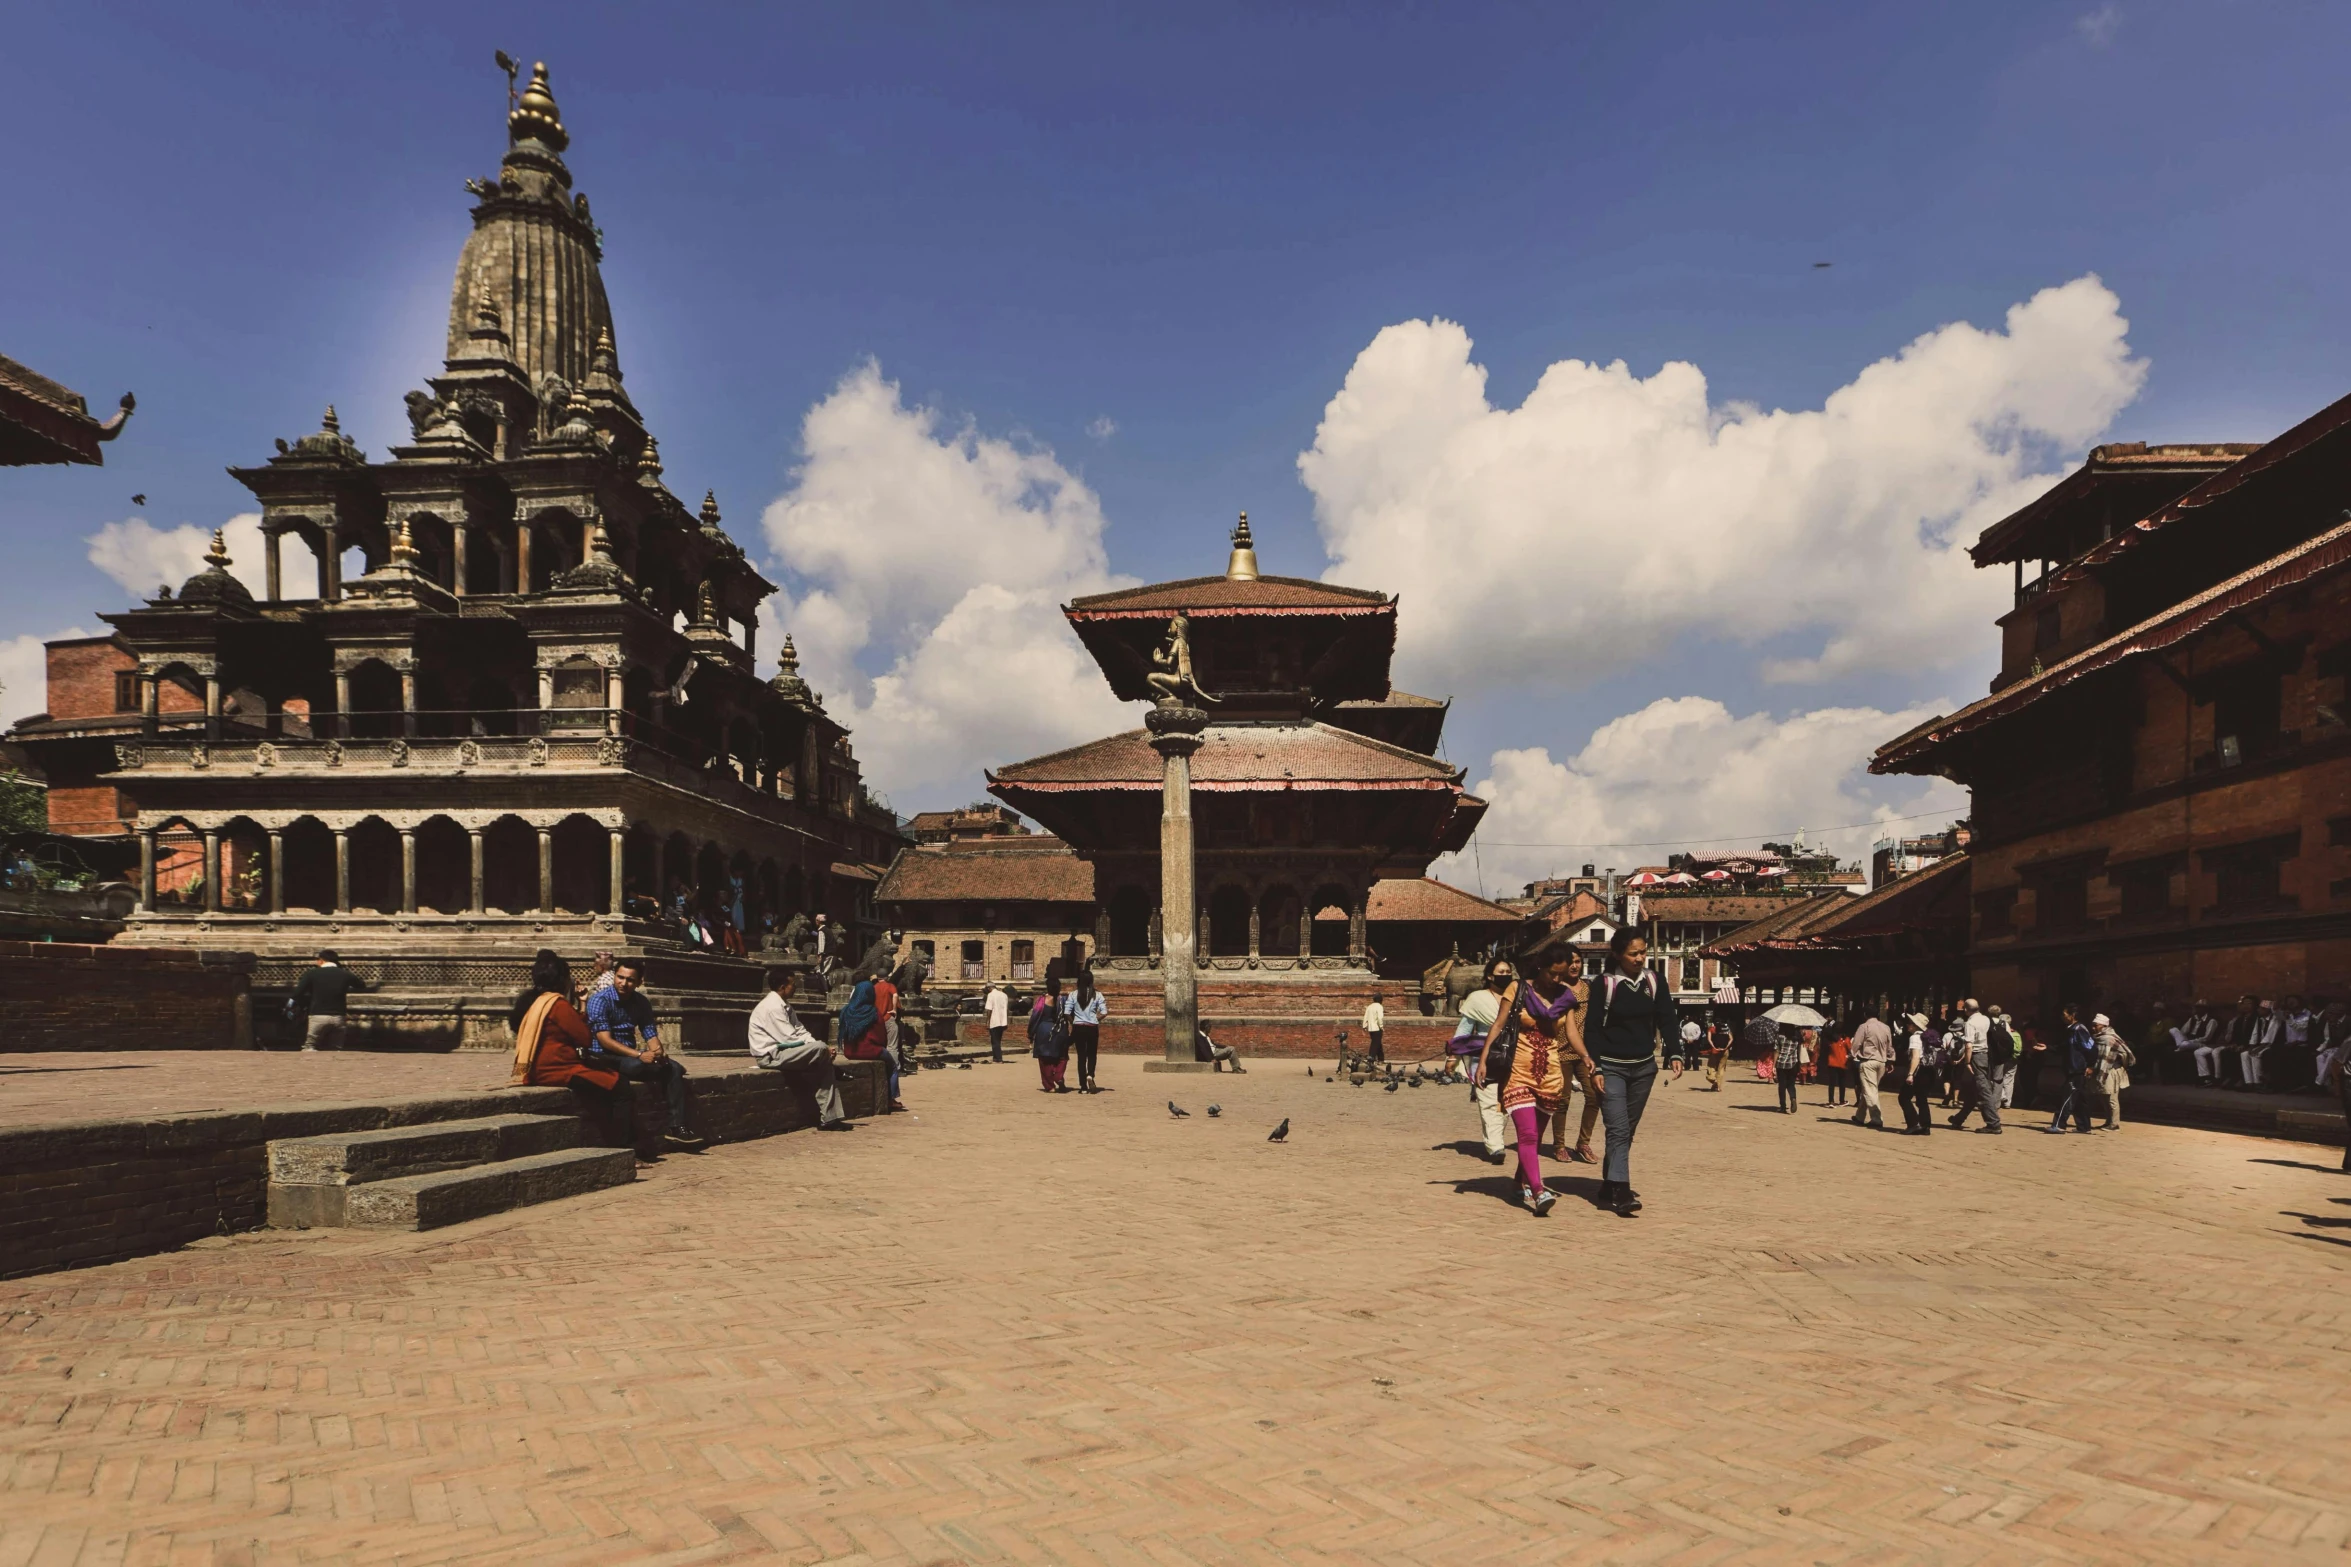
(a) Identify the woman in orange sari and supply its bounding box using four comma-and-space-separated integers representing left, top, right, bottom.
510, 949, 622, 1095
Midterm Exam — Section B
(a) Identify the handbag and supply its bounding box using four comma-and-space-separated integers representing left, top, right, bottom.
1480, 982, 1524, 1086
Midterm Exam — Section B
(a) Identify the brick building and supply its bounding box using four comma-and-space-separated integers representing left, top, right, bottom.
1873, 420, 2351, 1026
4, 62, 905, 1046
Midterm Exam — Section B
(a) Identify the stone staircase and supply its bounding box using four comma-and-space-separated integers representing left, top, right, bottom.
267, 1112, 635, 1231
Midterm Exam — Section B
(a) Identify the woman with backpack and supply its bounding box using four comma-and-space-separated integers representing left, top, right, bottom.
1029, 976, 1071, 1092
1060, 970, 1110, 1093
1584, 928, 1678, 1216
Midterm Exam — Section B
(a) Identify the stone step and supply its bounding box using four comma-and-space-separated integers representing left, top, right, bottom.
267, 1114, 588, 1227
340, 1146, 638, 1231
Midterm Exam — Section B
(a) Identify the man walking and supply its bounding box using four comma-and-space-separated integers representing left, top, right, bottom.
1362, 996, 1386, 1064
2047, 1002, 2099, 1134
1948, 998, 2002, 1133
1850, 1006, 1893, 1129
293, 949, 371, 1051
984, 979, 1010, 1063
748, 967, 853, 1130
1451, 959, 1518, 1164
1675, 1016, 1702, 1081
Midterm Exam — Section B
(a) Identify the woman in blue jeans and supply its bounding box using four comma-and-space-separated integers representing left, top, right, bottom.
1582, 928, 1677, 1216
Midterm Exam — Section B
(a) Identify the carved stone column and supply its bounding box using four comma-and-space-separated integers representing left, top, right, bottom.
140, 672, 158, 736
608, 827, 626, 914
451, 524, 470, 597
204, 673, 223, 742
266, 829, 284, 914
264, 529, 282, 602
1349, 886, 1369, 966
399, 828, 418, 914
201, 829, 221, 913
605, 663, 623, 737
137, 829, 156, 913
333, 829, 350, 914
399, 669, 418, 739
1299, 903, 1312, 958
333, 670, 353, 739
323, 524, 342, 602
468, 828, 485, 914
1145, 704, 1209, 1070
516, 524, 534, 594
1247, 899, 1261, 959
536, 826, 553, 913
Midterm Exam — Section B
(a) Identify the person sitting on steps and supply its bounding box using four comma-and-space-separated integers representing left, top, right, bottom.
747, 967, 853, 1131
583, 957, 704, 1151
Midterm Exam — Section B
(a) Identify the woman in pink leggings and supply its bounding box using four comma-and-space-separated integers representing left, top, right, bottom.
1481, 965, 1575, 1216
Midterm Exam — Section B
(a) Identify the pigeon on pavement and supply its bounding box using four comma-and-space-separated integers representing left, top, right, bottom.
1268, 1118, 1290, 1143
1206, 1104, 1222, 1118
1167, 1100, 1190, 1118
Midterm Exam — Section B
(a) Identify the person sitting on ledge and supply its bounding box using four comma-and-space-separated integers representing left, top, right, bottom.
747, 967, 853, 1131
1195, 1022, 1245, 1073
508, 949, 621, 1107
584, 957, 704, 1150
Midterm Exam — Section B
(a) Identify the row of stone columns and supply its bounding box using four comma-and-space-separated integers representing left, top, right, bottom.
135, 823, 627, 918
264, 517, 592, 606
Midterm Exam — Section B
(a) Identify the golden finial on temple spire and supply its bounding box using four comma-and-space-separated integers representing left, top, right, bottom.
1225, 511, 1260, 581
507, 60, 568, 152
205, 528, 231, 570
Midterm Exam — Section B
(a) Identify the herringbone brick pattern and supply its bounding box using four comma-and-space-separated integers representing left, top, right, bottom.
6, 1060, 2351, 1563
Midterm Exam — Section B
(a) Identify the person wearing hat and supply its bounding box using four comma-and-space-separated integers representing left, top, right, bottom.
2093, 1012, 2134, 1129
1849, 1006, 1894, 1130
1897, 1011, 1941, 1135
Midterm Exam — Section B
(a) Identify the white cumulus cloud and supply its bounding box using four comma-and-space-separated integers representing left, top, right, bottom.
1300, 276, 2146, 695
86, 512, 268, 602
1438, 695, 1969, 896
760, 362, 1135, 802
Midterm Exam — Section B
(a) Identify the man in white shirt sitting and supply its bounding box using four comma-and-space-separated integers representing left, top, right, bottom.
748, 967, 852, 1130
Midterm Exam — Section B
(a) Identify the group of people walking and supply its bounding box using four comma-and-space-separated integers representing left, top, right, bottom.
1448, 928, 1675, 1218
992, 973, 1244, 1093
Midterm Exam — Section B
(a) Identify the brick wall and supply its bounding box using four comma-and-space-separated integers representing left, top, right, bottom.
0, 1060, 888, 1280
0, 941, 254, 1050
42, 637, 132, 722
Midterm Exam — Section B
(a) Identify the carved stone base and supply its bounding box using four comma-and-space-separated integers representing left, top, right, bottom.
1140, 1060, 1213, 1073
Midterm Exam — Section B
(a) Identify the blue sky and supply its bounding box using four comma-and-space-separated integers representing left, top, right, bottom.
7, 1, 2347, 885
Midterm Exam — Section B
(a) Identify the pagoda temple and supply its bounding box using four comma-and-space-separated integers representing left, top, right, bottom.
7, 62, 905, 1047
985, 519, 1486, 1040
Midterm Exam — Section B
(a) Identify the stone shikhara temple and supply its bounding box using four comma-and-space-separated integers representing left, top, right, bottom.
10, 63, 904, 1045
979, 519, 1491, 1050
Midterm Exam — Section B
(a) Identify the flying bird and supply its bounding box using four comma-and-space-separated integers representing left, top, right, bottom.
1206, 1104, 1222, 1118
1167, 1100, 1190, 1118
1267, 1118, 1290, 1143
131, 494, 145, 506
1813, 261, 1833, 269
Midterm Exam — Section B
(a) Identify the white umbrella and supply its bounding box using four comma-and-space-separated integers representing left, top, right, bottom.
1761, 1002, 1826, 1026
1662, 871, 1700, 885
1754, 865, 1787, 877
1712, 982, 1743, 1005
1625, 871, 1666, 887
1700, 869, 1731, 882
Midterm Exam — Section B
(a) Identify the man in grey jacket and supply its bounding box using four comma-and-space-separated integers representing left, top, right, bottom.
1849, 1008, 1894, 1130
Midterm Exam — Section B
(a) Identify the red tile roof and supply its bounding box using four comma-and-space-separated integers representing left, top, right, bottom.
876, 839, 1096, 905
1633, 893, 1812, 925
1363, 878, 1526, 925
988, 721, 1465, 792
1066, 575, 1391, 619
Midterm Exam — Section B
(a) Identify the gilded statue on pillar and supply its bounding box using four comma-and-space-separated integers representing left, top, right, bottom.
1145, 612, 1217, 709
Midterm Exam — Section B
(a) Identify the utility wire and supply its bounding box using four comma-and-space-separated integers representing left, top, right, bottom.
1469, 802, 1964, 852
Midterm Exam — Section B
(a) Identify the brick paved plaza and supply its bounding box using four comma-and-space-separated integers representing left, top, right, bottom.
6, 1055, 2351, 1565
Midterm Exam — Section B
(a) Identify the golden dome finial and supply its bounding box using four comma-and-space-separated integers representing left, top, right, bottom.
1225, 511, 1260, 581
508, 60, 569, 152
205, 528, 231, 570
